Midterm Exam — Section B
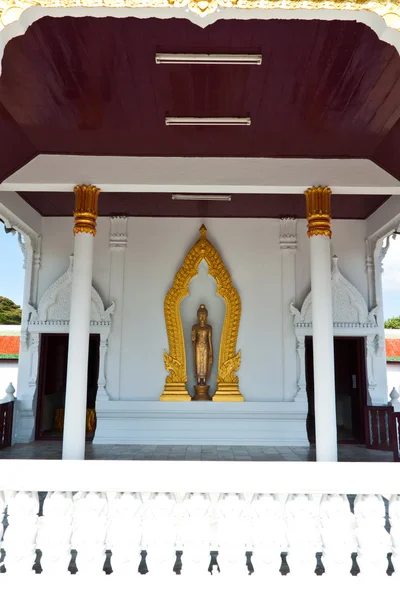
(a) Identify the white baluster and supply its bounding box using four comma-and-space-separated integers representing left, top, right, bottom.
320, 494, 356, 577
249, 493, 286, 578
3, 491, 39, 575
388, 495, 400, 575
354, 494, 390, 576
37, 492, 73, 575
0, 490, 5, 547
141, 492, 177, 576
214, 493, 248, 578
286, 494, 321, 576
179, 493, 212, 578
107, 492, 143, 576
72, 492, 108, 575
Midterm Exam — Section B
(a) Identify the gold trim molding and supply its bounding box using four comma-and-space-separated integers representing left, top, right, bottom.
160, 224, 244, 402
2, 1, 400, 26
305, 185, 332, 238
74, 184, 100, 236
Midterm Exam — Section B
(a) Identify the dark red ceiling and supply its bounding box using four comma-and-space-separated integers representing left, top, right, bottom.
18, 192, 387, 219
0, 16, 399, 217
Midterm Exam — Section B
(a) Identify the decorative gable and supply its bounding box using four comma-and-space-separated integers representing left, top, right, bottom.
28, 256, 115, 329
291, 256, 377, 330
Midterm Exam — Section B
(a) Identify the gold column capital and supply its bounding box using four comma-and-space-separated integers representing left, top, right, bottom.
73, 184, 100, 236
304, 185, 332, 238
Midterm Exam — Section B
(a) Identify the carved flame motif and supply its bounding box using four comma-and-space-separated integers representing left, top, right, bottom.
2, 0, 400, 27
160, 225, 243, 402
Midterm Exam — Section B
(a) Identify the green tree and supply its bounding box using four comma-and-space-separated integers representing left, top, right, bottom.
0, 296, 22, 325
385, 316, 400, 329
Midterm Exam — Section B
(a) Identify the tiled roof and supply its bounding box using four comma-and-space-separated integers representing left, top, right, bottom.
386, 338, 400, 362
0, 336, 20, 359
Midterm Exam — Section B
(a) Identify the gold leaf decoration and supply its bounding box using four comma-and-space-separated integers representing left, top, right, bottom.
1, 0, 400, 28
160, 225, 244, 402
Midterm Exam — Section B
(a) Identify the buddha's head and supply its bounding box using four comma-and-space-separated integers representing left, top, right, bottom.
197, 304, 208, 326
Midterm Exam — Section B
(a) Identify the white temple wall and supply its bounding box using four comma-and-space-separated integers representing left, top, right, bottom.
22, 214, 387, 445
36, 216, 374, 404
119, 218, 283, 402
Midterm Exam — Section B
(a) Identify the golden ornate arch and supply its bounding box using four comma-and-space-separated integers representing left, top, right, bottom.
160, 224, 244, 402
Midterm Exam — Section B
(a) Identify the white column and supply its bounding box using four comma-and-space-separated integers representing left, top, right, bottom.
306, 186, 337, 462
62, 185, 99, 460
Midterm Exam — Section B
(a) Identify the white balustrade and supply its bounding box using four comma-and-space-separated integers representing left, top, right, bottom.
354, 494, 391, 576
248, 493, 286, 578
179, 492, 212, 578
389, 494, 400, 575
0, 461, 399, 589
141, 492, 177, 576
37, 491, 73, 575
320, 493, 356, 577
107, 492, 143, 576
286, 493, 321, 576
0, 490, 5, 547
2, 491, 38, 574
71, 491, 108, 574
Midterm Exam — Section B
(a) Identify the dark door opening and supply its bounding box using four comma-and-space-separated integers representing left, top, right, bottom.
305, 337, 367, 444
35, 333, 100, 441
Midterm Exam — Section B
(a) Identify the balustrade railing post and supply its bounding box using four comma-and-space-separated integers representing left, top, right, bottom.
249, 494, 286, 578
3, 491, 38, 575
215, 493, 247, 578
141, 492, 176, 576
180, 493, 212, 578
71, 492, 108, 574
107, 492, 143, 576
389, 494, 400, 575
286, 494, 321, 576
320, 494, 356, 577
37, 492, 73, 575
354, 494, 391, 576
0, 490, 5, 548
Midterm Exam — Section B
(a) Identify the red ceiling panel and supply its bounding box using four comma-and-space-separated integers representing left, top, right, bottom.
0, 16, 398, 217
0, 17, 399, 160
18, 192, 387, 219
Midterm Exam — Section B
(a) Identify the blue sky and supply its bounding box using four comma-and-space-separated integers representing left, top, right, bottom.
0, 229, 25, 306
0, 226, 399, 318
382, 236, 400, 320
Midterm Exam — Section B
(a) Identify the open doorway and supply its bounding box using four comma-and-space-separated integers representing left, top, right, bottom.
35, 333, 100, 440
305, 337, 367, 444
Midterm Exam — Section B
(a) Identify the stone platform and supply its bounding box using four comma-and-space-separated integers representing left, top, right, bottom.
0, 441, 394, 461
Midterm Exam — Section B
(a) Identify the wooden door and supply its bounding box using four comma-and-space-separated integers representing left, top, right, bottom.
305, 337, 367, 444
35, 333, 100, 440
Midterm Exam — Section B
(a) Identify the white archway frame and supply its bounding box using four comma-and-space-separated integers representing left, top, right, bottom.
27, 256, 115, 404
290, 256, 380, 404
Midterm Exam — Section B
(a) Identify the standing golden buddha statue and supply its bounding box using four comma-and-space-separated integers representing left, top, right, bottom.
192, 304, 213, 400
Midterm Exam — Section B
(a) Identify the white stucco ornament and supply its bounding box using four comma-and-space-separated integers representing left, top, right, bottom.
290, 255, 380, 403
291, 256, 377, 329
390, 387, 400, 411
28, 256, 115, 326
25, 255, 115, 403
